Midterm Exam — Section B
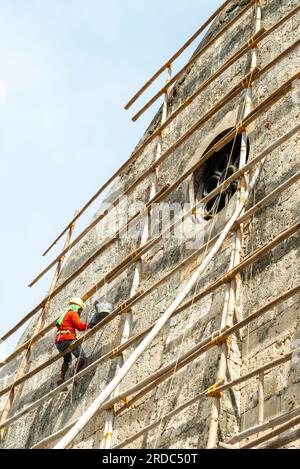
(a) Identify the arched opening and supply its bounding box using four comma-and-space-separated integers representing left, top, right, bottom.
193, 129, 250, 221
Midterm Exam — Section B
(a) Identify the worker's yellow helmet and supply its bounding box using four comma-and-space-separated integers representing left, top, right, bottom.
69, 297, 84, 309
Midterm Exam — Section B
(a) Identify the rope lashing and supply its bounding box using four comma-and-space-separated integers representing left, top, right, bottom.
118, 395, 130, 407
205, 379, 225, 398
247, 37, 258, 49
101, 431, 113, 441
236, 122, 248, 134
131, 250, 140, 261
119, 301, 128, 313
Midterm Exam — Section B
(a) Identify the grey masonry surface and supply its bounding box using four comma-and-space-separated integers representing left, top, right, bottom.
0, 0, 299, 449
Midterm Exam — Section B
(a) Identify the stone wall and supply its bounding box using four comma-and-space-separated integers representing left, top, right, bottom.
0, 0, 299, 449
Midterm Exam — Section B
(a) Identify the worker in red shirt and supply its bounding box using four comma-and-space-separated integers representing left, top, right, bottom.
55, 297, 91, 386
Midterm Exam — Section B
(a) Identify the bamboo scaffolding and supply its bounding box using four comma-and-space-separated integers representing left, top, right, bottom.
28, 69, 299, 293
41, 4, 299, 260
124, 0, 233, 110
40, 0, 238, 258
2, 264, 299, 433
131, 0, 256, 121
114, 337, 300, 449
208, 1, 262, 448
37, 281, 299, 450
1, 162, 299, 395
1, 167, 299, 403
3, 68, 297, 351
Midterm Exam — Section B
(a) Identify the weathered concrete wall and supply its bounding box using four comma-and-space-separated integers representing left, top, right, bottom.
0, 0, 299, 449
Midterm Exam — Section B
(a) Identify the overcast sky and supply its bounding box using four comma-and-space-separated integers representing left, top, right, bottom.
0, 0, 223, 358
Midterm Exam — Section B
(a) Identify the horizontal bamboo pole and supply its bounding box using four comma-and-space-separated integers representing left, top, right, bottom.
0, 218, 299, 428
28, 70, 299, 292
228, 405, 300, 446
260, 426, 300, 449
124, 0, 233, 109
42, 5, 300, 259
241, 415, 300, 449
131, 0, 256, 121
2, 160, 299, 378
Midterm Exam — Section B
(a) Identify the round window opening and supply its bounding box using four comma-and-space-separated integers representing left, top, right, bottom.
193, 129, 250, 221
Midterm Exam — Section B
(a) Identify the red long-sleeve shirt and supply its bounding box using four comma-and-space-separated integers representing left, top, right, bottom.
55, 309, 89, 344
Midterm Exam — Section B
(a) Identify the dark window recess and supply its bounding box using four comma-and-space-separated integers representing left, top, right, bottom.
193, 130, 250, 221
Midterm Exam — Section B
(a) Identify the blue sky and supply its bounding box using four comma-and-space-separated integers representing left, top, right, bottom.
0, 0, 223, 357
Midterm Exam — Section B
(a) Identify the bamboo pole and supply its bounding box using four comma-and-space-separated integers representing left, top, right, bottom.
41, 5, 299, 260
124, 0, 233, 110
0, 218, 76, 440
28, 70, 299, 291
131, 0, 256, 121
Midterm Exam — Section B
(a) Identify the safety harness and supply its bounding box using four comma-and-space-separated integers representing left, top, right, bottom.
55, 304, 81, 340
